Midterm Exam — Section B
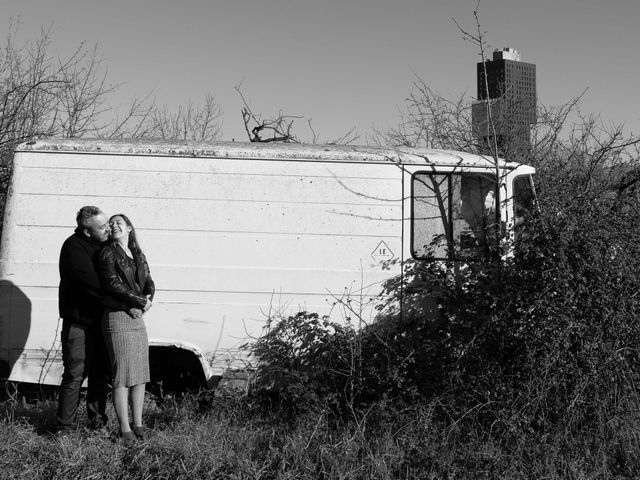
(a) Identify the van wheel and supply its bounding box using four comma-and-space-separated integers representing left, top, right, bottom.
148, 346, 205, 397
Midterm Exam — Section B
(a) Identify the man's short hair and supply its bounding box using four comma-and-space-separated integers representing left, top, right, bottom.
76, 206, 102, 228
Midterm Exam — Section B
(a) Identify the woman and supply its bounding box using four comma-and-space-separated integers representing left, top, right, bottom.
97, 214, 154, 444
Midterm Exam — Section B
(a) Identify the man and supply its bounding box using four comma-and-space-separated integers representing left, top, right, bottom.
56, 206, 127, 432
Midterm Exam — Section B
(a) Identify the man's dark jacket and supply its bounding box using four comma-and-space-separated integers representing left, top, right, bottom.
58, 228, 127, 326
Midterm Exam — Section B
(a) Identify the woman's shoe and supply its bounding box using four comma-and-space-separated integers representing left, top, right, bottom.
132, 425, 148, 440
119, 430, 137, 446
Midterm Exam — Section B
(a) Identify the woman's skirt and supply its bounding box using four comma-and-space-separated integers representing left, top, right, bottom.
102, 310, 150, 387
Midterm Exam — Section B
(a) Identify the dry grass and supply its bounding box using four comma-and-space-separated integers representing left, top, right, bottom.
1, 386, 638, 479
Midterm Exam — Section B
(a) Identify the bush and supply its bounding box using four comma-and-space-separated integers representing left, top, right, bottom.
248, 311, 360, 415
247, 140, 640, 465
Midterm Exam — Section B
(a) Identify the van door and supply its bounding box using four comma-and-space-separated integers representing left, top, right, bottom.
404, 167, 499, 262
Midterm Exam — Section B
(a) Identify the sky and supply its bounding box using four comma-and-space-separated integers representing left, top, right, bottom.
3, 0, 640, 143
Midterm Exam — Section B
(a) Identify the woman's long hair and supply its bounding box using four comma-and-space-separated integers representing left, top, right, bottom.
109, 213, 144, 260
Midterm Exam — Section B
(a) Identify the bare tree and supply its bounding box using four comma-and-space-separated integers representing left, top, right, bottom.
373, 76, 475, 151
0, 19, 224, 148
0, 21, 155, 153
131, 94, 223, 142
103, 94, 155, 139
56, 43, 118, 138
0, 23, 71, 152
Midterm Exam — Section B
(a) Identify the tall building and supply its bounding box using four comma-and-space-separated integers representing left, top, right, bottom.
472, 47, 537, 156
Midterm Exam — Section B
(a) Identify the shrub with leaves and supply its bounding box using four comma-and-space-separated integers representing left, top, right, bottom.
249, 127, 640, 461
248, 311, 360, 415
356, 129, 640, 445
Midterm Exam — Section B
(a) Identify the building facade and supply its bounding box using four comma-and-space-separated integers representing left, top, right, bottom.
472, 47, 537, 156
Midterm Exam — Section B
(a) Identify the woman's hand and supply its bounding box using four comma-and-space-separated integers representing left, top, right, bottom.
144, 298, 152, 312
127, 308, 143, 319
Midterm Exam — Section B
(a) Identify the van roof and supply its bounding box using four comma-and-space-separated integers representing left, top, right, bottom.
16, 138, 519, 168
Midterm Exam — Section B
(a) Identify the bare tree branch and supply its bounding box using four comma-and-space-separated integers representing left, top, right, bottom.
235, 82, 358, 144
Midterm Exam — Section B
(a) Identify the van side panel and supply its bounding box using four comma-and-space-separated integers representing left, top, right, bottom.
1, 152, 63, 383
0, 151, 403, 382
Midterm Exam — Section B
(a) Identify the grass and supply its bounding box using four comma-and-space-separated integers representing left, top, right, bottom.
1, 383, 639, 479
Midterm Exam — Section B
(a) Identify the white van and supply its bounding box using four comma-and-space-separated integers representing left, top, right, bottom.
0, 139, 535, 387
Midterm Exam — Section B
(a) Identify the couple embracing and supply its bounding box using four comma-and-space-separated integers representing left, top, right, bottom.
56, 206, 154, 444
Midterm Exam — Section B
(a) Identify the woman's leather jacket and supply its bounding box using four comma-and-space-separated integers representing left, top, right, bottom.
97, 243, 155, 310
